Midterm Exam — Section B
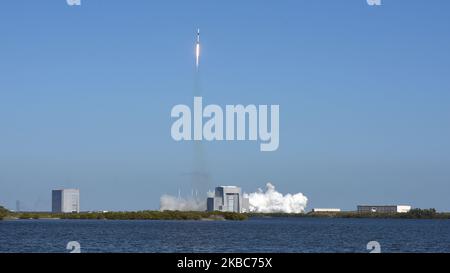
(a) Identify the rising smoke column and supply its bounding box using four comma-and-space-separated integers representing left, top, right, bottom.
160, 194, 206, 211
248, 183, 308, 213
191, 28, 211, 196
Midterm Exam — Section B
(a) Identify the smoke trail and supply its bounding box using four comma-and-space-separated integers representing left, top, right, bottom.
160, 194, 206, 211
191, 28, 211, 196
247, 183, 308, 213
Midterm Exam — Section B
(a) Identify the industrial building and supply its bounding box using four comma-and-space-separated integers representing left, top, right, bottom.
207, 186, 249, 213
357, 205, 411, 213
52, 189, 80, 213
312, 208, 341, 213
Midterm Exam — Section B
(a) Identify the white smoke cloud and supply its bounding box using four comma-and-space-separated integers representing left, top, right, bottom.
159, 194, 205, 211
160, 183, 308, 213
248, 183, 308, 213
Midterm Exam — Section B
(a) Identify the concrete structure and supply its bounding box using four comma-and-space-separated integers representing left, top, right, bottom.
357, 205, 411, 213
312, 208, 341, 213
52, 189, 80, 213
207, 186, 249, 213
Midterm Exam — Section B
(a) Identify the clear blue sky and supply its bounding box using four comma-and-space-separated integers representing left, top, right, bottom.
1, 0, 449, 211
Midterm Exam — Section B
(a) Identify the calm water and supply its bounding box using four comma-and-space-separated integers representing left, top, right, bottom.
1, 217, 449, 253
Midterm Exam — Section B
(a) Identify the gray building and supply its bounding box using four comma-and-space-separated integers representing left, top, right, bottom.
52, 189, 80, 213
357, 205, 411, 213
207, 186, 249, 213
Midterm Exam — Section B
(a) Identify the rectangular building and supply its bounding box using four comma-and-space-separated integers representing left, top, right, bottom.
207, 186, 249, 213
357, 205, 411, 213
52, 189, 80, 213
312, 208, 341, 212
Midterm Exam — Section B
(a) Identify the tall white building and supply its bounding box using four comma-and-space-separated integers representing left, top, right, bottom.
52, 189, 80, 213
207, 186, 249, 213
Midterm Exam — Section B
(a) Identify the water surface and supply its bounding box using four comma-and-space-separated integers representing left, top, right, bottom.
1, 217, 449, 253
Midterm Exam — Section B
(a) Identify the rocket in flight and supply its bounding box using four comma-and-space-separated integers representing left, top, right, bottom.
196, 29, 200, 69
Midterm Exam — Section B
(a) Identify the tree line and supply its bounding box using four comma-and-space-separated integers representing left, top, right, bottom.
2, 206, 449, 221
1, 209, 248, 221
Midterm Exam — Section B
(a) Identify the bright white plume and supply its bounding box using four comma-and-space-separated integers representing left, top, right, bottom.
160, 183, 308, 213
248, 183, 308, 213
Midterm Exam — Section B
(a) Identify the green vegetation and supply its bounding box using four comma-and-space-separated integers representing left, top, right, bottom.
4, 208, 450, 221
249, 208, 450, 219
59, 210, 247, 221
246, 212, 309, 218
0, 205, 9, 220
401, 208, 449, 219
8, 210, 248, 221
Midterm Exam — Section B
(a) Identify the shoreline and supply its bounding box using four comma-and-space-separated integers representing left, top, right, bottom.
1, 211, 247, 221
2, 208, 450, 221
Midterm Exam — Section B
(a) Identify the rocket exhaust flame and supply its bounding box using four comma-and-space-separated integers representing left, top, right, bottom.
196, 44, 200, 68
